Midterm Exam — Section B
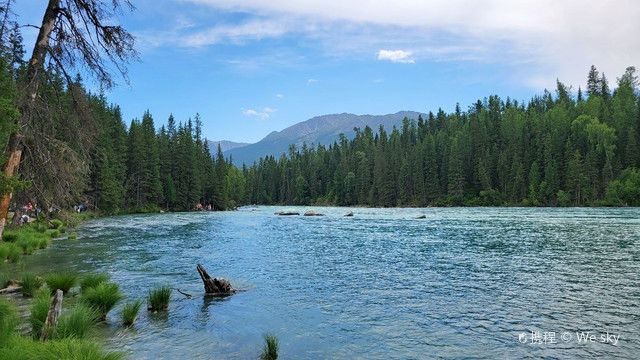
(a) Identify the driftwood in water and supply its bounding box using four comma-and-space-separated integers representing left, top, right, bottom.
414, 215, 427, 219
274, 211, 300, 216
41, 289, 63, 341
0, 279, 21, 294
197, 264, 235, 296
304, 211, 324, 216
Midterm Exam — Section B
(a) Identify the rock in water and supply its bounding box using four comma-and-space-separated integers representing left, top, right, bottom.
274, 211, 300, 216
197, 264, 235, 296
414, 215, 427, 219
344, 211, 354, 217
304, 211, 324, 216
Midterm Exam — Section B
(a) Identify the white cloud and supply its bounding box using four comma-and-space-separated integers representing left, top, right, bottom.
377, 50, 414, 64
307, 78, 318, 84
276, 93, 284, 98
177, 0, 640, 87
183, 19, 289, 47
372, 78, 384, 83
242, 107, 276, 119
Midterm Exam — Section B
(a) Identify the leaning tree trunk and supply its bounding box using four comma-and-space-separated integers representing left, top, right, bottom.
0, 0, 60, 241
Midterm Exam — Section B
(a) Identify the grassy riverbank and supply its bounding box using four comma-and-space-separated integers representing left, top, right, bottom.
0, 271, 139, 359
0, 212, 93, 264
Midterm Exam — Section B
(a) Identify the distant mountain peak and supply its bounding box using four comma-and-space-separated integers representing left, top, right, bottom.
207, 140, 250, 153
224, 111, 425, 165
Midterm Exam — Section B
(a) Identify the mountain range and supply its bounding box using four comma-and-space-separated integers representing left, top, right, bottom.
211, 111, 425, 166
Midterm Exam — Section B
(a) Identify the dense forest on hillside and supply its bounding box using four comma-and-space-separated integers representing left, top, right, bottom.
1, 18, 639, 213
242, 66, 640, 207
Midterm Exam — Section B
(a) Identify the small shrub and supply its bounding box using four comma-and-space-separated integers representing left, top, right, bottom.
50, 219, 63, 229
20, 273, 43, 297
68, 233, 78, 239
259, 333, 279, 360
82, 283, 123, 320
121, 299, 142, 326
53, 305, 98, 339
80, 273, 110, 292
45, 273, 78, 294
2, 230, 18, 242
147, 286, 171, 311
30, 288, 51, 338
58, 225, 67, 233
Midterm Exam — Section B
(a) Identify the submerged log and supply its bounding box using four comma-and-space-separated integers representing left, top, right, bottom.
303, 211, 324, 216
41, 289, 63, 341
274, 211, 300, 216
197, 264, 235, 296
344, 211, 354, 217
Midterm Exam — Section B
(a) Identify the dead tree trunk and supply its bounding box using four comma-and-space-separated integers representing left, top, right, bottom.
197, 264, 235, 295
0, 0, 61, 241
40, 289, 63, 341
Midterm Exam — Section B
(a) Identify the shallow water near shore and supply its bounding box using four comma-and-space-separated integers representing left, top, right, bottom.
4, 206, 640, 359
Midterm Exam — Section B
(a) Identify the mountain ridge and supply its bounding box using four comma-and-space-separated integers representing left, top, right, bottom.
216, 111, 425, 165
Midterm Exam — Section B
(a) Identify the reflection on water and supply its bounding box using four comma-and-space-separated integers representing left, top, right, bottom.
3, 206, 640, 359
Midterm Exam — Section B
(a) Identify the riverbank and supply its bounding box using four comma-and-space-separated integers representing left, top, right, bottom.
0, 212, 94, 265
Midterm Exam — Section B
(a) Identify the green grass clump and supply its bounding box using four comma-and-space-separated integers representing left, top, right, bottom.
82, 283, 123, 320
80, 273, 110, 292
68, 233, 78, 239
5, 243, 21, 262
20, 273, 43, 297
37, 223, 48, 232
58, 225, 67, 233
2, 230, 18, 242
0, 243, 10, 262
0, 273, 10, 288
45, 273, 78, 294
53, 305, 98, 340
0, 337, 123, 360
46, 229, 60, 238
29, 288, 51, 338
147, 285, 171, 311
259, 333, 279, 360
0, 297, 18, 346
38, 236, 50, 249
121, 299, 142, 326
50, 219, 63, 229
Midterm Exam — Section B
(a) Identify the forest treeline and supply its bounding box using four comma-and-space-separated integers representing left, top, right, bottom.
243, 66, 640, 207
0, 20, 242, 215
1, 19, 639, 213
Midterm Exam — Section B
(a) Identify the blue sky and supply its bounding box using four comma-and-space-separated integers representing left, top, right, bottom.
13, 1, 640, 143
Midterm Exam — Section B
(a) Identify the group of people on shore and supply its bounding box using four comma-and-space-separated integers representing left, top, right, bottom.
195, 204, 213, 211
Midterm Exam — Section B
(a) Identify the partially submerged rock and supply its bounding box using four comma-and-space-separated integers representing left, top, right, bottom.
344, 211, 354, 217
274, 211, 300, 216
414, 215, 427, 219
197, 264, 235, 296
303, 211, 324, 216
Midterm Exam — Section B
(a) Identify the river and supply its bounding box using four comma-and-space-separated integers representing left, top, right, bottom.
7, 206, 640, 359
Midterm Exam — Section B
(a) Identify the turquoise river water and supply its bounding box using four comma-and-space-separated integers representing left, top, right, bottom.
5, 206, 640, 359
